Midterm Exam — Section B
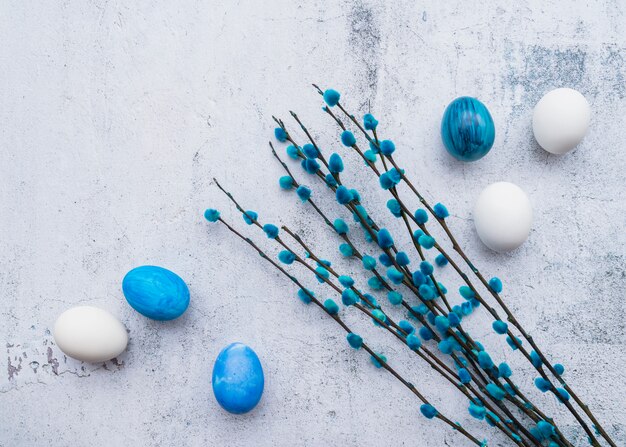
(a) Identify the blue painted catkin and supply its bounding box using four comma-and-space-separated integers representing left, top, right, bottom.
419, 326, 434, 341
315, 267, 329, 283
379, 253, 393, 267
324, 299, 339, 315
387, 291, 403, 305
395, 251, 410, 266
363, 113, 378, 130
301, 158, 320, 175
420, 261, 434, 276
435, 254, 448, 266
346, 333, 363, 349
420, 404, 438, 419
398, 320, 414, 334
554, 363, 565, 375
204, 208, 220, 222
506, 335, 522, 350
477, 351, 494, 369
486, 383, 506, 400
387, 267, 405, 285
325, 173, 337, 187
296, 185, 311, 202
341, 289, 358, 306
435, 316, 450, 333
362, 255, 376, 270
274, 127, 287, 142
387, 167, 403, 183
333, 218, 349, 235
530, 350, 542, 368
418, 284, 435, 300
376, 228, 394, 248
458, 368, 471, 384
427, 311, 436, 325
433, 203, 449, 219
438, 339, 453, 354
537, 421, 556, 439
469, 402, 486, 420
297, 288, 313, 304
335, 185, 353, 204
301, 143, 318, 159
379, 140, 395, 155
242, 210, 258, 225
262, 224, 279, 239
492, 320, 508, 334
341, 130, 356, 147
286, 145, 299, 159
448, 312, 461, 327
485, 411, 500, 427
323, 89, 340, 107
363, 293, 378, 308
556, 388, 570, 402
368, 276, 384, 290
379, 173, 394, 190
386, 199, 402, 217
459, 286, 475, 300
371, 309, 387, 327
498, 362, 512, 378
412, 270, 426, 286
279, 176, 294, 190
278, 250, 296, 265
503, 383, 516, 396
339, 243, 354, 257
535, 377, 551, 392
414, 208, 428, 224
489, 277, 503, 293
364, 149, 377, 163
328, 153, 344, 173
371, 353, 387, 368
337, 275, 354, 288
418, 234, 435, 249
406, 333, 422, 350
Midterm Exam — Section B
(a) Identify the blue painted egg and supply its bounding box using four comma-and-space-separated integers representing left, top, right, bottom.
441, 97, 495, 162
122, 265, 190, 320
212, 343, 264, 414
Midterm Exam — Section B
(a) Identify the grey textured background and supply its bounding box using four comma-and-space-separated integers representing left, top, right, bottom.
1, 1, 625, 446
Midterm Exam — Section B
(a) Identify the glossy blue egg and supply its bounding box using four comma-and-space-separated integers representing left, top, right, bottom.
122, 265, 190, 320
212, 343, 264, 414
441, 97, 495, 162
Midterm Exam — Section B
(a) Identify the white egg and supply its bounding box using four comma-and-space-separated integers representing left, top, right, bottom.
532, 88, 590, 155
53, 306, 128, 363
473, 182, 532, 252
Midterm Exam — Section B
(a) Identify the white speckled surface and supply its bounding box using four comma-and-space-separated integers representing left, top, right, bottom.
1, 1, 625, 446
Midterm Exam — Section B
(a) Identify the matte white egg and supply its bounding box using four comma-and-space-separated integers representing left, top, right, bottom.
532, 88, 590, 155
473, 182, 532, 252
53, 306, 128, 362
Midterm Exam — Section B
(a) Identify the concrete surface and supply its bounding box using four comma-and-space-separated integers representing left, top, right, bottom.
1, 1, 625, 446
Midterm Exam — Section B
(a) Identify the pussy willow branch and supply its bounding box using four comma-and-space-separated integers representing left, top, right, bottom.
215, 180, 532, 445
210, 215, 484, 446
272, 112, 566, 443
270, 144, 573, 447
266, 160, 557, 446
318, 85, 611, 447
280, 226, 539, 447
271, 121, 559, 442
269, 143, 565, 445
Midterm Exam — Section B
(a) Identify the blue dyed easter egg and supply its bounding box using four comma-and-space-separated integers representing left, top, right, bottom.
122, 265, 190, 320
441, 97, 495, 162
212, 343, 264, 414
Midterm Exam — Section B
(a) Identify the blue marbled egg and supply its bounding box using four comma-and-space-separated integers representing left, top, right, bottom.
122, 265, 189, 320
441, 97, 495, 162
212, 343, 264, 414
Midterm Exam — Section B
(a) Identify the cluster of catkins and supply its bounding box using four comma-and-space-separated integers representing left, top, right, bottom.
204, 87, 616, 447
